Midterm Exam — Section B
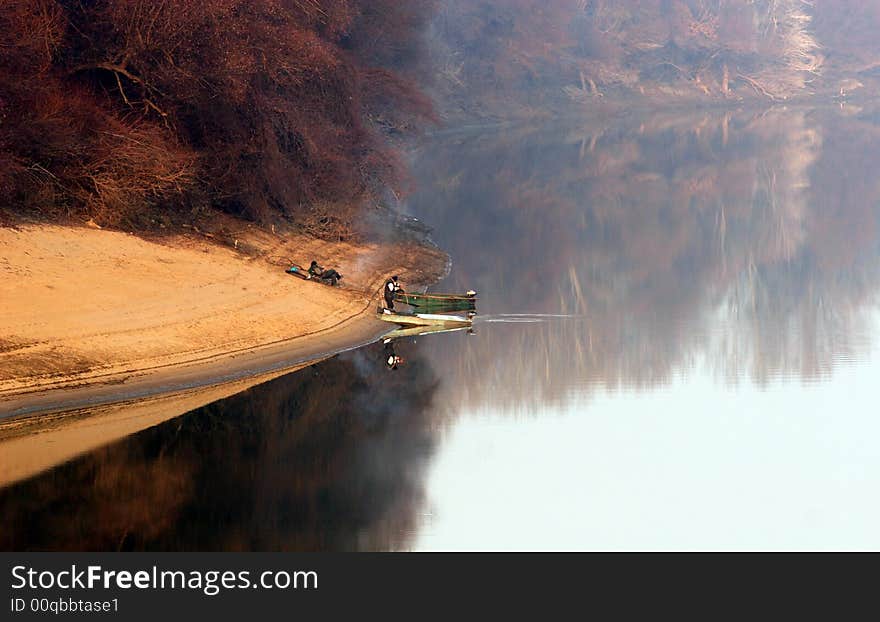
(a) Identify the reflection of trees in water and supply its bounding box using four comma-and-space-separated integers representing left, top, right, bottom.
0, 343, 440, 551
713, 112, 880, 384
411, 109, 880, 411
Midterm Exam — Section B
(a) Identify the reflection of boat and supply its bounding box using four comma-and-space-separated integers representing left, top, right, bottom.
395, 291, 477, 313
378, 311, 474, 329
383, 324, 473, 340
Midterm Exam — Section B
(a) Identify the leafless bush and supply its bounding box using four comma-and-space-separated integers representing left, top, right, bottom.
753, 0, 823, 97
79, 119, 196, 227
298, 201, 359, 241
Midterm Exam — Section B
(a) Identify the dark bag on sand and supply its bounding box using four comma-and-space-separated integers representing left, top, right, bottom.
320, 269, 342, 285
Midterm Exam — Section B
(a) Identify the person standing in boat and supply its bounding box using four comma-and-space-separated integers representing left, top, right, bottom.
383, 275, 403, 310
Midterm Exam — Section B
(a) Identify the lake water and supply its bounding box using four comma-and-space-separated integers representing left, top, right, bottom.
3, 106, 880, 551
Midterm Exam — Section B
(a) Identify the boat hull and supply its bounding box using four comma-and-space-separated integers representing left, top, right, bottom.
383, 324, 472, 339
378, 312, 473, 329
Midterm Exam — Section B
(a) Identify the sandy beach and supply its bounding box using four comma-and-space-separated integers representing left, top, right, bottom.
0, 222, 446, 483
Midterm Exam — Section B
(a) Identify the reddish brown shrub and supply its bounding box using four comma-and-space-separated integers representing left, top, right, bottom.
1, 0, 436, 231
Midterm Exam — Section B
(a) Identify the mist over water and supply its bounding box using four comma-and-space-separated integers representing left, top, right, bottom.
4, 107, 880, 550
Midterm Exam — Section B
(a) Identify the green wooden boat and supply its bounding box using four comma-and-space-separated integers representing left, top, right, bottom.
394, 291, 477, 312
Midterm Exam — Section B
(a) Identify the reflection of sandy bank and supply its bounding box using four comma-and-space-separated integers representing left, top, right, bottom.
0, 364, 309, 487
0, 344, 440, 551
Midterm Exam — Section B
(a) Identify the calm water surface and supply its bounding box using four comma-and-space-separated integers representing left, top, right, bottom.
3, 107, 880, 550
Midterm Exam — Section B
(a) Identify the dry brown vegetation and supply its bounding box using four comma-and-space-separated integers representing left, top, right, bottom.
4, 1, 879, 231
0, 0, 436, 234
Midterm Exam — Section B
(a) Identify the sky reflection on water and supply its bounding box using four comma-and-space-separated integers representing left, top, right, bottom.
414, 316, 880, 551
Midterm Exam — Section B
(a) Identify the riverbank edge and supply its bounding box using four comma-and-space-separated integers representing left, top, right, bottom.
0, 219, 449, 422
0, 298, 387, 422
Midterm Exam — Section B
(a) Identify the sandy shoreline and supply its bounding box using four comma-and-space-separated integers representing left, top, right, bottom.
0, 222, 446, 484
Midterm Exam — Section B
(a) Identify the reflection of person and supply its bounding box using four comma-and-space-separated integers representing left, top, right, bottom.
384, 339, 404, 369
384, 275, 403, 310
